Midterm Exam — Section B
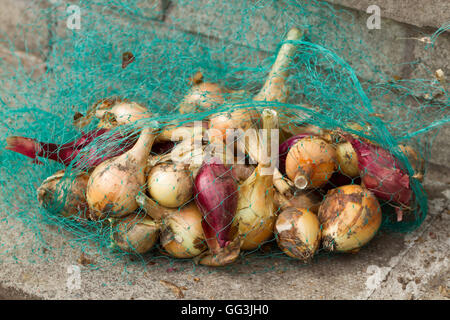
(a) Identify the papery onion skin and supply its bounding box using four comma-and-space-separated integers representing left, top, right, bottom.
5, 128, 136, 170
285, 136, 337, 189
179, 82, 227, 114
318, 185, 382, 252
160, 203, 207, 258
336, 142, 359, 178
274, 190, 322, 214
37, 170, 91, 219
96, 101, 150, 127
275, 207, 321, 261
194, 158, 238, 251
111, 213, 159, 254
345, 135, 412, 220
147, 163, 194, 208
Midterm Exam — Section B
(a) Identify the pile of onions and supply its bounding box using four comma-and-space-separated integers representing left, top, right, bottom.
194, 157, 240, 266
147, 163, 194, 208
110, 212, 160, 254
37, 170, 91, 219
284, 136, 337, 190
86, 127, 157, 218
235, 109, 278, 250
275, 207, 321, 262
318, 185, 382, 252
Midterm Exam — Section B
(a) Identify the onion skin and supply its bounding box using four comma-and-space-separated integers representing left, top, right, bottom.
285, 137, 337, 189
179, 82, 227, 114
86, 127, 157, 218
37, 170, 91, 219
345, 135, 412, 221
96, 101, 150, 127
160, 203, 207, 258
278, 133, 314, 175
194, 158, 238, 252
147, 163, 194, 208
5, 128, 136, 170
336, 142, 359, 177
275, 208, 321, 262
110, 213, 160, 254
318, 185, 382, 252
274, 191, 322, 214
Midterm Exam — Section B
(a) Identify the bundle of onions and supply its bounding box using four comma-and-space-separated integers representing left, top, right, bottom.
275, 207, 321, 262
37, 170, 91, 219
318, 185, 382, 252
343, 135, 413, 221
235, 109, 278, 250
147, 163, 194, 208
5, 128, 137, 170
137, 192, 207, 258
285, 136, 337, 189
194, 157, 240, 266
86, 126, 158, 218
110, 212, 160, 254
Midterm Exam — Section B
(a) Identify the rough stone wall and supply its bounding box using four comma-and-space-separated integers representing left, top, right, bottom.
0, 0, 448, 167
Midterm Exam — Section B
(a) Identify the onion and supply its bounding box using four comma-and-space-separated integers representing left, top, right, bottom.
5, 128, 137, 170
285, 136, 337, 189
275, 207, 321, 262
318, 185, 382, 252
96, 101, 151, 128
229, 164, 256, 183
194, 157, 240, 266
399, 144, 424, 182
344, 135, 413, 221
235, 109, 278, 250
336, 142, 359, 177
110, 212, 160, 254
86, 127, 157, 218
274, 190, 322, 214
160, 203, 207, 258
147, 163, 194, 208
37, 170, 91, 219
179, 82, 228, 114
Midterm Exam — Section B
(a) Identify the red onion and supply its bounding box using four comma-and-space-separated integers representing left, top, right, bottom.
5, 128, 137, 170
278, 133, 314, 175
194, 157, 238, 252
345, 135, 412, 221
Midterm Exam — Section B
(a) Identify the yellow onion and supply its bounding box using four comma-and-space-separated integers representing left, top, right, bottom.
179, 82, 227, 114
235, 109, 278, 250
147, 163, 194, 208
86, 127, 157, 218
399, 144, 424, 181
318, 185, 382, 252
285, 136, 337, 189
110, 212, 160, 254
336, 141, 359, 178
37, 170, 91, 219
275, 207, 321, 262
274, 190, 322, 214
160, 203, 207, 258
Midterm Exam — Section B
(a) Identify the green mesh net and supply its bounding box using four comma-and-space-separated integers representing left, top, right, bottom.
0, 0, 449, 275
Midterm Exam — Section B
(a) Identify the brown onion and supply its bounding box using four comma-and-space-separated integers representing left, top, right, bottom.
336, 141, 359, 178
110, 212, 160, 254
285, 136, 337, 189
37, 170, 91, 219
318, 185, 382, 252
275, 207, 321, 262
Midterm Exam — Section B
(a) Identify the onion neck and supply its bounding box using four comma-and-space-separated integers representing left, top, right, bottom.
126, 126, 157, 165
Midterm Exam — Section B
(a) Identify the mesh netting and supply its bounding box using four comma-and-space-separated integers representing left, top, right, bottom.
0, 0, 449, 274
